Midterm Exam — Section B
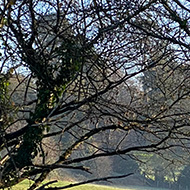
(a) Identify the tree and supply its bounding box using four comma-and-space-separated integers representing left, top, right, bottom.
140, 40, 190, 188
177, 165, 190, 190
1, 0, 190, 189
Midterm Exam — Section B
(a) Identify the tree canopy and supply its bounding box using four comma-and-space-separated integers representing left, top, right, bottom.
1, 0, 190, 189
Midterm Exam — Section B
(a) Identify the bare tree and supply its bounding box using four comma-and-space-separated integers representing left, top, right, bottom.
0, 0, 190, 189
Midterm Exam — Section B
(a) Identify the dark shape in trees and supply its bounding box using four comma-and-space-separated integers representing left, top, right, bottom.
177, 165, 190, 190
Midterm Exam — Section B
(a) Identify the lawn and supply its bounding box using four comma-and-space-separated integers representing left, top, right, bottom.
5, 180, 169, 190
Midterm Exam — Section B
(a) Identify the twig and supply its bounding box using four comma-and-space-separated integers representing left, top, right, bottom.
44, 173, 133, 190
35, 180, 58, 190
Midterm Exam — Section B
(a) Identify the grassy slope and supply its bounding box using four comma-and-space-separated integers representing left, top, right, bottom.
6, 180, 169, 190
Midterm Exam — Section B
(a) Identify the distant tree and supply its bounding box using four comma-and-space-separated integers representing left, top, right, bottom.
140, 46, 190, 188
112, 155, 139, 175
1, 0, 190, 190
177, 165, 190, 190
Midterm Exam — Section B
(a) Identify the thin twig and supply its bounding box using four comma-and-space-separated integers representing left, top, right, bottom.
44, 173, 133, 190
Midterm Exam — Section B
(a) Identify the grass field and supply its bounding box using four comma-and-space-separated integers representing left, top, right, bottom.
6, 180, 170, 190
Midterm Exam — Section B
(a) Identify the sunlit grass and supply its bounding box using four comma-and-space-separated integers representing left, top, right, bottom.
5, 180, 169, 190
6, 180, 124, 190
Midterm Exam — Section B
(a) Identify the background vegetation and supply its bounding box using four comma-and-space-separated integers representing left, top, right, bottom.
1, 0, 190, 189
